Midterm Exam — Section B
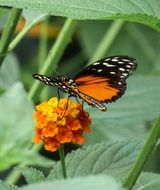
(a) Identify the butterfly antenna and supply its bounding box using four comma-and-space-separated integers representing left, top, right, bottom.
49, 50, 60, 76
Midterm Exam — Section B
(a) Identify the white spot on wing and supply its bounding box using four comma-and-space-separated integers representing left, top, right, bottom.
103, 62, 115, 67
110, 71, 116, 74
122, 58, 130, 62
119, 68, 125, 71
98, 69, 102, 72
129, 62, 135, 65
118, 61, 124, 64
93, 62, 100, 65
111, 58, 119, 62
126, 65, 131, 68
122, 73, 128, 76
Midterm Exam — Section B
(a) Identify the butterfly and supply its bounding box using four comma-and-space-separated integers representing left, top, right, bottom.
33, 55, 137, 111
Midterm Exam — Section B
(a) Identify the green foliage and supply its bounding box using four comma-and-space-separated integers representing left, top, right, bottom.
0, 82, 53, 171
0, 180, 18, 190
134, 172, 160, 190
47, 141, 141, 180
20, 175, 123, 190
0, 0, 160, 31
17, 167, 46, 184
0, 0, 160, 190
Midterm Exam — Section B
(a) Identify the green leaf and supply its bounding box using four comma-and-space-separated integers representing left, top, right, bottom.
134, 172, 160, 190
0, 180, 18, 190
17, 166, 46, 184
85, 76, 160, 143
20, 175, 124, 190
0, 83, 52, 171
47, 141, 141, 180
0, 0, 160, 31
0, 54, 20, 90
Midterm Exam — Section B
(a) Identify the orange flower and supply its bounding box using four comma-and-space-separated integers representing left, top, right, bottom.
33, 97, 91, 152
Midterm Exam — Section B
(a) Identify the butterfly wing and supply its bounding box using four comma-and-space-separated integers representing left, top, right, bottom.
74, 56, 137, 109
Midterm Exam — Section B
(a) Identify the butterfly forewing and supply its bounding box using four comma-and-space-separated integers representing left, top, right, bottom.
74, 55, 137, 103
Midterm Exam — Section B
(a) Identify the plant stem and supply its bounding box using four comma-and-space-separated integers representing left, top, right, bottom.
88, 20, 124, 65
8, 14, 48, 52
59, 145, 67, 178
5, 166, 23, 184
123, 117, 160, 190
28, 18, 77, 100
0, 8, 22, 67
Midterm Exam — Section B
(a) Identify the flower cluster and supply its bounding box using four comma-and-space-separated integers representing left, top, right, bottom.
33, 97, 91, 152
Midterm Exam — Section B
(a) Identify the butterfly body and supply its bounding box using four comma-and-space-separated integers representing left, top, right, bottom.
33, 55, 137, 111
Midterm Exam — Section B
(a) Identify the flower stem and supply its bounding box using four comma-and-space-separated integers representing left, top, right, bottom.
28, 18, 77, 100
88, 20, 124, 65
59, 145, 67, 178
123, 116, 160, 190
0, 8, 22, 67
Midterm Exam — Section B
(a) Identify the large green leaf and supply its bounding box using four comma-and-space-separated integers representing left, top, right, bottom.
20, 175, 123, 190
47, 141, 141, 180
85, 76, 160, 143
0, 0, 160, 31
0, 83, 52, 171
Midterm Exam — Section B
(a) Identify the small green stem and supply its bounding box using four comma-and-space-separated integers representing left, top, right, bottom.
5, 166, 24, 184
0, 8, 22, 66
88, 20, 124, 65
59, 145, 67, 178
28, 18, 77, 100
123, 117, 160, 190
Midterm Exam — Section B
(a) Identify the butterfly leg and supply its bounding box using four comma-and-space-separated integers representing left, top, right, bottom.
57, 87, 62, 109
59, 95, 70, 120
75, 97, 87, 119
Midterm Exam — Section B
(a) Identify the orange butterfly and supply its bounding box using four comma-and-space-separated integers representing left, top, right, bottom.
33, 55, 137, 111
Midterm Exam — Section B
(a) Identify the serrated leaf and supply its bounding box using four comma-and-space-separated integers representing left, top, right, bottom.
85, 76, 160, 143
47, 141, 141, 180
20, 175, 123, 190
134, 172, 160, 190
0, 0, 160, 31
17, 166, 46, 184
0, 54, 20, 90
0, 83, 52, 170
0, 180, 18, 190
